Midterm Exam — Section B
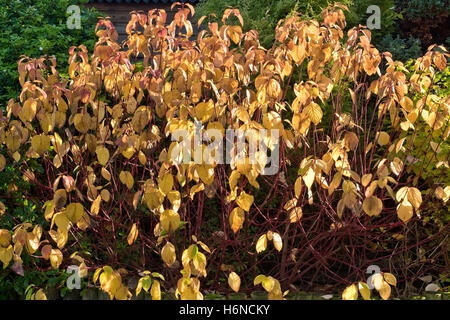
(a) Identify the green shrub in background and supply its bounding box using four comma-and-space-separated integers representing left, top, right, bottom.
0, 0, 103, 109
377, 34, 422, 62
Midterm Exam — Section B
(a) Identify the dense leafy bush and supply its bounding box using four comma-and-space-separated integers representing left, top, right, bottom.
0, 3, 449, 300
196, 0, 398, 50
377, 34, 422, 62
395, 0, 449, 49
0, 0, 102, 109
195, 0, 354, 48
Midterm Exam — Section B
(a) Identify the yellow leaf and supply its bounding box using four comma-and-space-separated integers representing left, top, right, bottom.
229, 207, 245, 233
0, 154, 6, 171
396, 187, 409, 203
90, 195, 101, 216
0, 245, 13, 268
305, 102, 323, 125
283, 198, 297, 211
256, 234, 267, 253
302, 167, 315, 189
343, 132, 359, 150
361, 174, 372, 187
228, 272, 241, 292
342, 284, 358, 300
138, 151, 147, 166
236, 191, 254, 212
378, 281, 391, 300
272, 232, 282, 252
190, 183, 204, 200
383, 273, 397, 286
289, 207, 303, 223
96, 146, 110, 166
119, 171, 134, 190
397, 202, 413, 223
151, 280, 161, 300
21, 98, 37, 122
158, 173, 174, 196
101, 167, 111, 181
65, 203, 84, 224
31, 135, 50, 155
50, 249, 63, 269
33, 289, 47, 300
127, 223, 138, 245
0, 230, 11, 248
253, 274, 267, 286
362, 196, 382, 217
371, 273, 384, 291
161, 241, 176, 267
73, 113, 90, 134
294, 176, 302, 198
358, 282, 371, 300
26, 232, 40, 254
229, 170, 241, 191
377, 131, 390, 146
407, 187, 422, 209
101, 189, 111, 202
160, 210, 180, 233
195, 100, 214, 122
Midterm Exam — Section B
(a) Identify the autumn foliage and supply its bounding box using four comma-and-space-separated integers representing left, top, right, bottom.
0, 2, 449, 300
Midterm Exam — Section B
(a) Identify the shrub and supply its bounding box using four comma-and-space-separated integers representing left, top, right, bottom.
0, 3, 449, 300
195, 0, 399, 51
377, 34, 422, 62
395, 0, 450, 49
0, 0, 103, 109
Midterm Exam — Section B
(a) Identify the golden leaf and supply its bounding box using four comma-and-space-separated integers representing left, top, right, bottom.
160, 209, 180, 233
294, 176, 302, 198
49, 248, 63, 269
397, 202, 413, 223
377, 131, 390, 146
151, 280, 161, 300
161, 241, 176, 267
31, 135, 50, 155
90, 195, 101, 216
229, 207, 245, 233
289, 207, 303, 223
0, 245, 13, 268
0, 154, 6, 171
378, 281, 391, 300
256, 234, 267, 253
236, 191, 254, 212
383, 273, 397, 286
272, 232, 282, 252
73, 113, 91, 134
305, 102, 323, 125
195, 100, 214, 122
407, 187, 422, 209
361, 173, 372, 187
362, 196, 382, 217
127, 223, 138, 245
342, 283, 358, 300
119, 171, 134, 190
0, 230, 11, 248
228, 272, 241, 292
65, 203, 84, 224
358, 282, 371, 300
158, 173, 174, 196
96, 146, 110, 166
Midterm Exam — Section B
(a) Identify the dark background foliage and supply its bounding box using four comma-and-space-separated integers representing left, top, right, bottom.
0, 0, 103, 109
